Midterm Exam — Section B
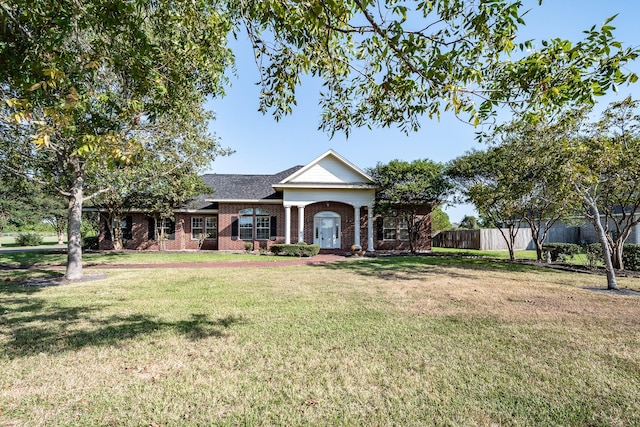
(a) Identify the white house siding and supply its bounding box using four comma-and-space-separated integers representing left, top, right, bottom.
288, 155, 368, 184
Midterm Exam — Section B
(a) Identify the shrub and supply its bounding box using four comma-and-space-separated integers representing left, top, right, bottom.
584, 243, 603, 270
622, 244, 640, 271
271, 243, 320, 257
542, 243, 580, 262
16, 232, 43, 246
243, 242, 254, 252
82, 236, 99, 250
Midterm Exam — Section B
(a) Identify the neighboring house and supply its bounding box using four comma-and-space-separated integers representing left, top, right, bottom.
97, 150, 433, 252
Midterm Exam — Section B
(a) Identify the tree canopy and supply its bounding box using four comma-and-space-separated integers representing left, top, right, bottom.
1, 0, 232, 279
237, 0, 638, 135
368, 158, 453, 252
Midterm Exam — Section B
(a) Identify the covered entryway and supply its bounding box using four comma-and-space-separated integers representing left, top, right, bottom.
313, 211, 341, 249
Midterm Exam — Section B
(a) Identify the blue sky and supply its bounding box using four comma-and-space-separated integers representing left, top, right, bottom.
206, 0, 640, 223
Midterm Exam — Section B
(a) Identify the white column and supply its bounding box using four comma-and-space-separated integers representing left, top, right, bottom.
367, 204, 375, 252
284, 205, 291, 244
297, 205, 305, 243
353, 206, 361, 247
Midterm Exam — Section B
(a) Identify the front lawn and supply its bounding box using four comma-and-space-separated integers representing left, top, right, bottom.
1, 258, 639, 425
0, 250, 281, 269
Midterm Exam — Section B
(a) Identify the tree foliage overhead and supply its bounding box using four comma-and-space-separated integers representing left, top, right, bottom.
236, 0, 639, 135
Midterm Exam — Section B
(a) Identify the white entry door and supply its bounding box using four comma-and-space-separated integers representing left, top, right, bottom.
314, 213, 341, 249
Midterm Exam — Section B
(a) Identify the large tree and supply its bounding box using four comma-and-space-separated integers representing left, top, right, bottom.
584, 98, 640, 270
448, 148, 526, 261
368, 159, 453, 253
484, 119, 578, 261
1, 0, 232, 279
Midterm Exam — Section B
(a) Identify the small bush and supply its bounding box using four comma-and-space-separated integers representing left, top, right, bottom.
16, 232, 43, 246
243, 242, 254, 252
584, 243, 603, 269
622, 244, 640, 271
82, 236, 99, 250
271, 243, 320, 257
542, 243, 580, 262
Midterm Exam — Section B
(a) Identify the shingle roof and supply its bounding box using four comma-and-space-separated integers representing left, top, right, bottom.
200, 165, 303, 201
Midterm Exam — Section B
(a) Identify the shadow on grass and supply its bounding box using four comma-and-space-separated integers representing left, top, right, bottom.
315, 255, 552, 280
0, 285, 244, 358
0, 251, 68, 268
0, 270, 65, 286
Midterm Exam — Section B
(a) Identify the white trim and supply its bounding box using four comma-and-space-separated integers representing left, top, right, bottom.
313, 211, 341, 248
278, 149, 373, 185
205, 199, 283, 204
275, 183, 374, 190
175, 209, 219, 213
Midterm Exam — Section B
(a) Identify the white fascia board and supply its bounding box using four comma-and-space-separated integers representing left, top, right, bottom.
205, 199, 283, 204
275, 183, 375, 190
174, 209, 219, 213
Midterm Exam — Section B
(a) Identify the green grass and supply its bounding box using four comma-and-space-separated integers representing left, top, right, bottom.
0, 250, 285, 268
432, 247, 540, 259
432, 246, 600, 267
0, 234, 64, 248
1, 258, 639, 425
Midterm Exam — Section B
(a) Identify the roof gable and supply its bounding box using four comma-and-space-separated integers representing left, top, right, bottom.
280, 150, 372, 185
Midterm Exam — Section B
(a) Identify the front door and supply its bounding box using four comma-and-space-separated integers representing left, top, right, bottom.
314, 212, 341, 249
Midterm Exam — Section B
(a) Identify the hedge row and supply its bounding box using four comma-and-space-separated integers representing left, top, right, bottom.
573, 243, 640, 271
622, 244, 640, 271
271, 242, 320, 257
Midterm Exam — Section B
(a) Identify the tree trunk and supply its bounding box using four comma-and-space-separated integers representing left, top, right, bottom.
112, 215, 123, 251
612, 241, 624, 270
508, 235, 516, 261
65, 174, 84, 280
57, 230, 64, 245
535, 241, 543, 262
586, 200, 618, 290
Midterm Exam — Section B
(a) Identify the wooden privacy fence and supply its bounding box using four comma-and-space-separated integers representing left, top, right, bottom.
434, 226, 581, 251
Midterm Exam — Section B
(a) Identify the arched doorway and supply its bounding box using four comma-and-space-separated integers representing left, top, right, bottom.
313, 211, 341, 249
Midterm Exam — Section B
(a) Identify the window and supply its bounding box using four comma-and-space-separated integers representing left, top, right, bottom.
381, 217, 409, 241
191, 216, 218, 240
239, 216, 253, 240
112, 216, 132, 240
399, 218, 409, 241
192, 217, 203, 239
159, 218, 174, 239
236, 208, 272, 240
256, 215, 270, 240
383, 217, 397, 240
205, 217, 217, 239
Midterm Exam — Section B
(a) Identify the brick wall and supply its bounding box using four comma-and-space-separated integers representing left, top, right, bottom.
217, 203, 286, 251
97, 205, 432, 252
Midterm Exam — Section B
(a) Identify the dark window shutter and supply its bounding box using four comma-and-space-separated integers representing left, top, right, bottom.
270, 216, 277, 240
168, 219, 176, 240
124, 216, 133, 240
376, 217, 383, 241
231, 216, 238, 241
103, 215, 111, 240
148, 217, 155, 240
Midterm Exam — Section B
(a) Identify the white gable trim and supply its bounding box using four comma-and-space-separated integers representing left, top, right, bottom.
278, 149, 373, 185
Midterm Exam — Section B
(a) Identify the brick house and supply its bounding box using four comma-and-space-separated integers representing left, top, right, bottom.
97, 150, 432, 252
